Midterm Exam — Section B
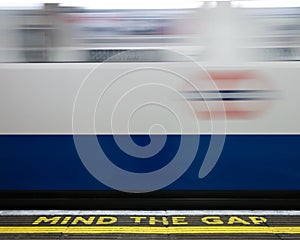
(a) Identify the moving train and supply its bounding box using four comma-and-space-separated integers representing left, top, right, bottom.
0, 2, 299, 209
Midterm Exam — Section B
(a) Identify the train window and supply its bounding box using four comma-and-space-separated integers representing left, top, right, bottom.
0, 1, 300, 62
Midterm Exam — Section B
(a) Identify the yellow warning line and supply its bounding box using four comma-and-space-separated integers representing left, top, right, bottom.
0, 226, 300, 234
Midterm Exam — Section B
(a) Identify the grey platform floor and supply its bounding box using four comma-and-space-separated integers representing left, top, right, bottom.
0, 210, 299, 239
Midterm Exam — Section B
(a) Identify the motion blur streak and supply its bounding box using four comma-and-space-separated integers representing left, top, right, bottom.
0, 1, 300, 63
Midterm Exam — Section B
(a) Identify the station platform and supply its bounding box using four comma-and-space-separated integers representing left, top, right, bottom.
0, 210, 300, 239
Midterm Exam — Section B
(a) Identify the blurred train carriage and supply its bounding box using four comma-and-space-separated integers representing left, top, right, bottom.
0, 1, 299, 209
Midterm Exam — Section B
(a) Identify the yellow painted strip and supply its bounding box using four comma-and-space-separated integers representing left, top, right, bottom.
0, 226, 300, 234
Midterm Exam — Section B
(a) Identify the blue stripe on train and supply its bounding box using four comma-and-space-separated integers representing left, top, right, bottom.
0, 135, 299, 190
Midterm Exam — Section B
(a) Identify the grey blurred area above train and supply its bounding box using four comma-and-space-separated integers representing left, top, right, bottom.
1, 3, 300, 63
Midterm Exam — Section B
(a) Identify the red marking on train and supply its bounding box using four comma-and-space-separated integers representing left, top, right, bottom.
182, 70, 274, 119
